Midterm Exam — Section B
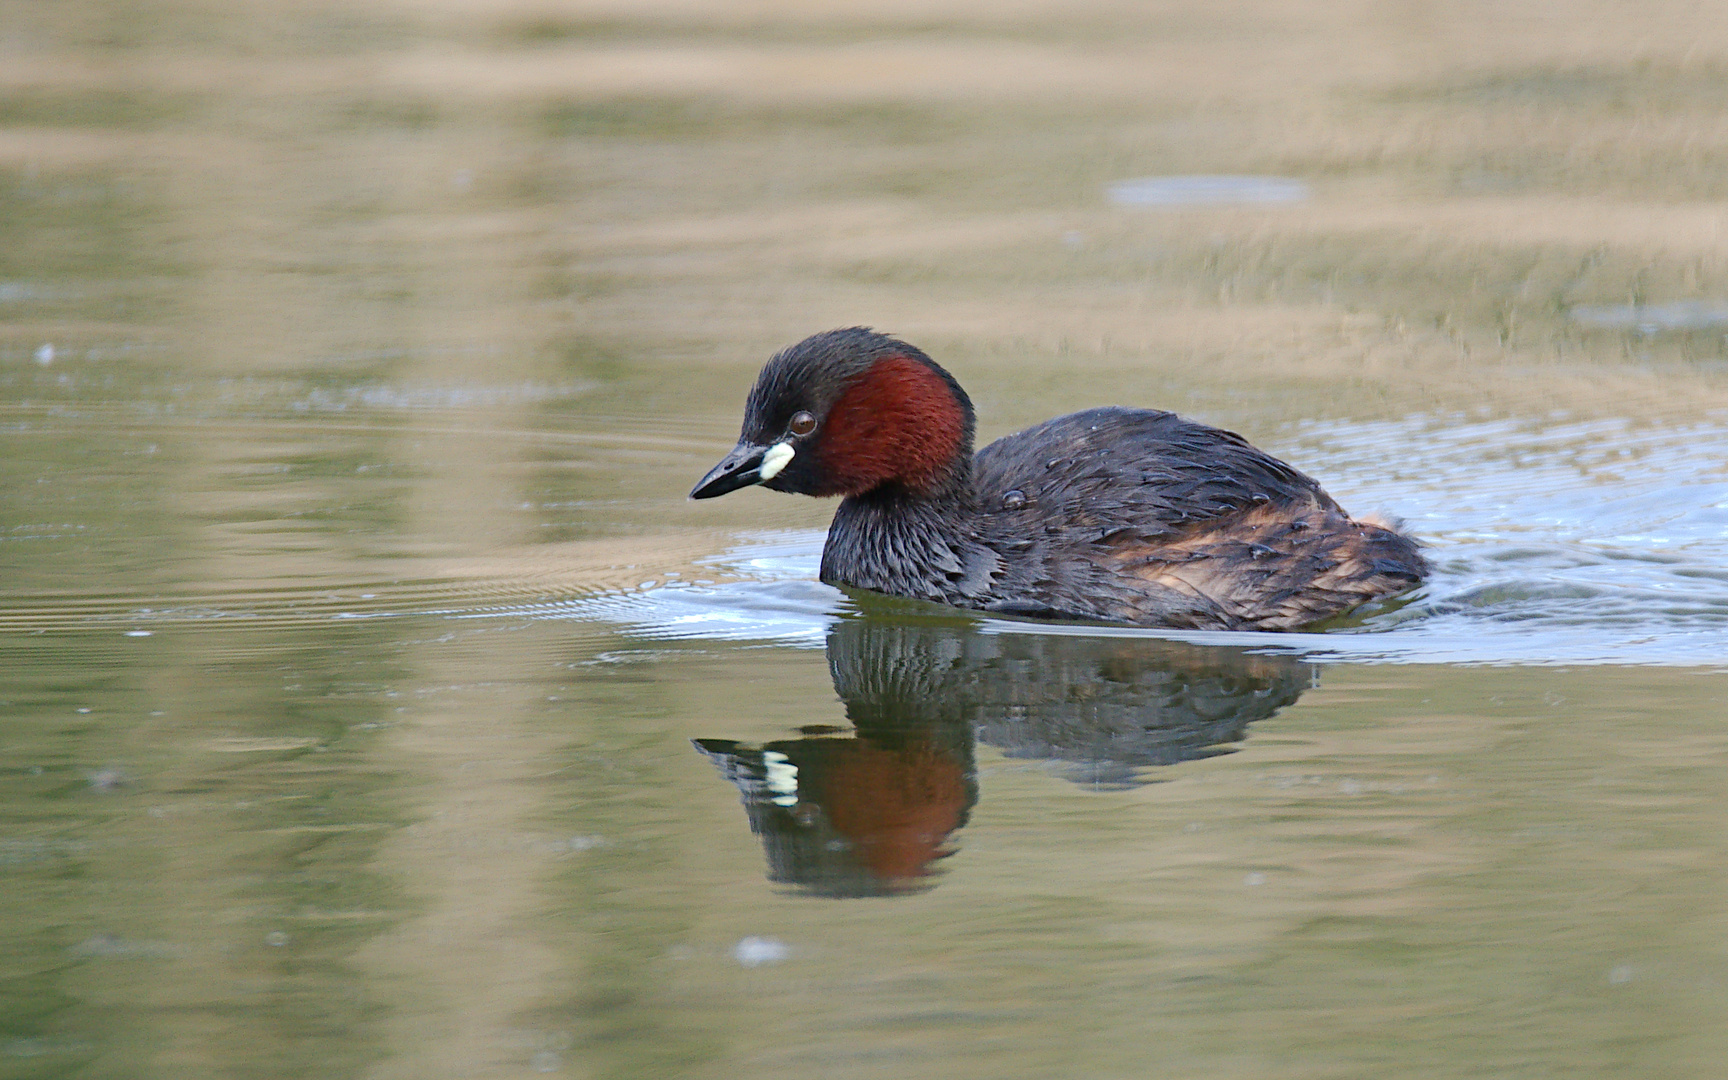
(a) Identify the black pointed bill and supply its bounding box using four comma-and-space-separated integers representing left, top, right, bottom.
689, 441, 770, 499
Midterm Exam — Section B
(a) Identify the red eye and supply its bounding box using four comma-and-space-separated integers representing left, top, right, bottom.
789, 411, 818, 437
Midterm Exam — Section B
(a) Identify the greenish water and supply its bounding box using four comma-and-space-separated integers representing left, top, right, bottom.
4, 2, 1728, 1078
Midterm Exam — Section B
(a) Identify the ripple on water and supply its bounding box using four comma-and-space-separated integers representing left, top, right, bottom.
1569, 301, 1728, 334
4, 405, 1721, 666
534, 533, 839, 646
1107, 175, 1310, 207
561, 413, 1728, 668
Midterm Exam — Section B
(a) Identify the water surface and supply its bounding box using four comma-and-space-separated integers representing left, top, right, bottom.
4, 2, 1728, 1078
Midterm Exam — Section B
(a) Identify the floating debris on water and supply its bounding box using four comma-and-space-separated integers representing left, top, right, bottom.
68, 934, 179, 959
86, 767, 126, 791
1108, 175, 1309, 207
734, 936, 790, 967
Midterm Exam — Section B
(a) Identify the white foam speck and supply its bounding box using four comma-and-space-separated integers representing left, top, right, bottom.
734, 936, 790, 967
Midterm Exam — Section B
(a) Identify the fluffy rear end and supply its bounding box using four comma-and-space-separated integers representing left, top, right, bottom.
1102, 502, 1426, 630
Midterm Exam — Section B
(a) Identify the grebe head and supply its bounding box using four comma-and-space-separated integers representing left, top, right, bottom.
690, 328, 975, 501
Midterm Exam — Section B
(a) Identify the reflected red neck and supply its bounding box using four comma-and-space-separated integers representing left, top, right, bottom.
814, 355, 969, 498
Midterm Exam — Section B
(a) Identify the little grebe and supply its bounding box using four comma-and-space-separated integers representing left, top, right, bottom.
690, 328, 1425, 630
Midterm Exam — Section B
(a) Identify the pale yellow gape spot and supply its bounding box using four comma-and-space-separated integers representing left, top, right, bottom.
759, 442, 795, 480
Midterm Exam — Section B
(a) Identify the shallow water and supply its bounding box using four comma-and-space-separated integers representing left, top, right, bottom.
5, 2, 1728, 1078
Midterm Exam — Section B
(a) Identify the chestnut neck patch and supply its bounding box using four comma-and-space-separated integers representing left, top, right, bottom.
816, 355, 969, 498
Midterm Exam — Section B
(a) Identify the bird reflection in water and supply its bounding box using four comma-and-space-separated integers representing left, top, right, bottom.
695, 614, 1313, 897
